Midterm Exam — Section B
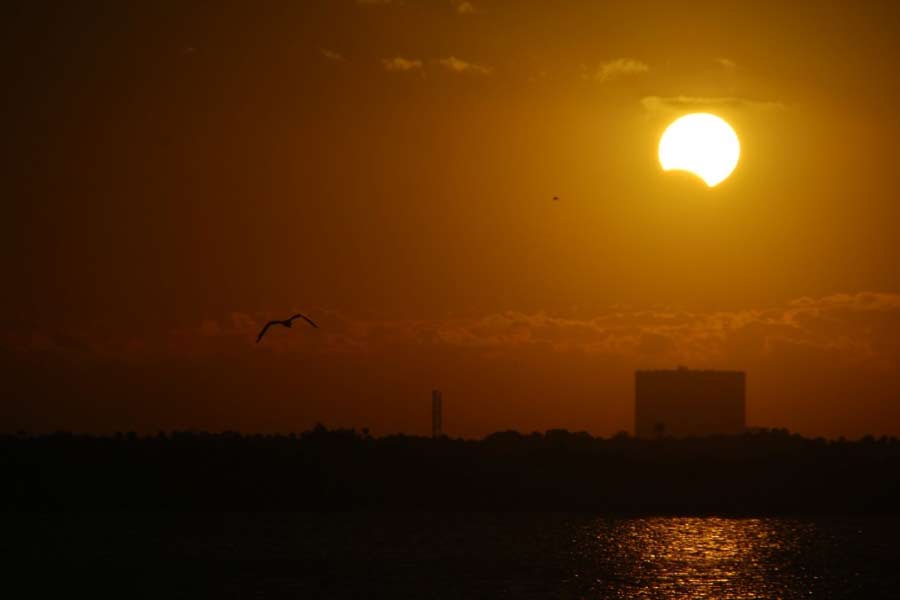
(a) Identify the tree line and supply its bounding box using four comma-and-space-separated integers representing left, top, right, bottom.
3, 426, 899, 513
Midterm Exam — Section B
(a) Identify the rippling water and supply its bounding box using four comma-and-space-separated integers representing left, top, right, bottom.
564, 517, 897, 598
6, 513, 900, 598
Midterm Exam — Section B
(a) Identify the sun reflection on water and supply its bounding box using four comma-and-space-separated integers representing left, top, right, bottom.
567, 517, 824, 599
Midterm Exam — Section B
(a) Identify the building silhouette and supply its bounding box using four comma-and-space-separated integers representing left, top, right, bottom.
635, 367, 745, 438
432, 390, 443, 438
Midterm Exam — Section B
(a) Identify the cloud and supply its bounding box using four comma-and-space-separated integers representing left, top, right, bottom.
588, 58, 649, 83
716, 57, 737, 69
320, 48, 345, 62
452, 0, 478, 14
381, 57, 423, 72
92, 292, 900, 371
641, 95, 786, 113
438, 56, 492, 75
12, 293, 900, 368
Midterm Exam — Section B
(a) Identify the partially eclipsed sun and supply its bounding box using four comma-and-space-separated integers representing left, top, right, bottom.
658, 113, 740, 187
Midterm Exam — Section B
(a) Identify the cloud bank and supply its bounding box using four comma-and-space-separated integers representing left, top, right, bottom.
381, 57, 423, 72
641, 95, 786, 113
6, 293, 900, 437
589, 58, 649, 83
320, 48, 345, 62
439, 56, 492, 75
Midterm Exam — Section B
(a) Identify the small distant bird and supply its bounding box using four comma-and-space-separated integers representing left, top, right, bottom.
553, 196, 560, 201
256, 313, 319, 343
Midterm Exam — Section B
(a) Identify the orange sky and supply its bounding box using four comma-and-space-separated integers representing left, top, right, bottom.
3, 0, 900, 437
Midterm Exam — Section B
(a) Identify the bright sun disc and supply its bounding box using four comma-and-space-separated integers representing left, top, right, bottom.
658, 113, 740, 187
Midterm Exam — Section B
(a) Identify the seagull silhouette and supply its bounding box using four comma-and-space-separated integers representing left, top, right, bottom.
256, 313, 319, 343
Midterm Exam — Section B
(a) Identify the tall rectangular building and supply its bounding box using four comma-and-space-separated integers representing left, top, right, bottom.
635, 368, 745, 438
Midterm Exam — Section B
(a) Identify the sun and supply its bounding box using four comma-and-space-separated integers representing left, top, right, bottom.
658, 113, 740, 187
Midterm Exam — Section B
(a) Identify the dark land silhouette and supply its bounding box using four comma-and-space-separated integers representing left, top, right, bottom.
4, 427, 900, 514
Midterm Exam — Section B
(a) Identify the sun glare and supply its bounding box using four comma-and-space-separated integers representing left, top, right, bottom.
658, 113, 740, 187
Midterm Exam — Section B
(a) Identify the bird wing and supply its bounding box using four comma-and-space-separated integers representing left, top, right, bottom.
256, 321, 279, 343
290, 313, 319, 328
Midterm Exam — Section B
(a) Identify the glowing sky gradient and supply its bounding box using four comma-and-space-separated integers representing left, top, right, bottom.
4, 1, 900, 437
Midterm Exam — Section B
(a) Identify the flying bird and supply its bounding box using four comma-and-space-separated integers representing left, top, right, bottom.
553, 196, 560, 201
256, 313, 319, 343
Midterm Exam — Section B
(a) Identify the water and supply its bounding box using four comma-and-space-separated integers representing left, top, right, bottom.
567, 517, 896, 598
5, 513, 899, 598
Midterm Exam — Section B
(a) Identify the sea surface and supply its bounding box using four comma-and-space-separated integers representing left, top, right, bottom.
4, 513, 900, 598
